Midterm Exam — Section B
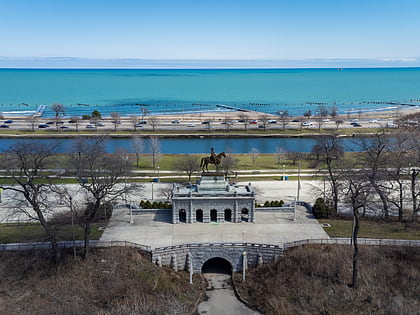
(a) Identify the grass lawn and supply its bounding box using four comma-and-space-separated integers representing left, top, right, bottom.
319, 218, 420, 240
0, 222, 106, 244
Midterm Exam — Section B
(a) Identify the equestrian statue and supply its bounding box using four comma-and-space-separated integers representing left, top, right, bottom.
200, 148, 226, 172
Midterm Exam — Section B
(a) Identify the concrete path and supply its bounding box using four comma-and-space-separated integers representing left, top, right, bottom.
100, 206, 329, 249
198, 274, 259, 315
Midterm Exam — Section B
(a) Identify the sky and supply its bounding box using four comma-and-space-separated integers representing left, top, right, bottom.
1, 0, 420, 68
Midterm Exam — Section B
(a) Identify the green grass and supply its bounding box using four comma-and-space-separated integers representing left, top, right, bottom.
319, 218, 420, 240
0, 222, 106, 244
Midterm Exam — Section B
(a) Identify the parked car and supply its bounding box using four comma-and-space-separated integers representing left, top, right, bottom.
201, 121, 210, 124
302, 122, 313, 126
369, 119, 378, 123
46, 121, 55, 125
85, 124, 95, 129
291, 119, 300, 122
0, 124, 10, 128
68, 120, 77, 123
268, 120, 277, 124
258, 125, 266, 128
138, 120, 147, 124
96, 122, 105, 126
353, 123, 362, 127
134, 123, 144, 127
187, 124, 196, 127
38, 124, 50, 128
171, 120, 180, 124
4, 120, 13, 124
59, 126, 69, 129
249, 120, 258, 124
386, 122, 398, 128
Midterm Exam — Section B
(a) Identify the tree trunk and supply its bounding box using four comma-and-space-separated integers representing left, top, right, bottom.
351, 207, 359, 288
35, 204, 61, 262
83, 200, 100, 258
412, 170, 419, 222
370, 179, 389, 218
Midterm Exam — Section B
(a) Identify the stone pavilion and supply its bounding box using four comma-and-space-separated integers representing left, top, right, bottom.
171, 173, 255, 224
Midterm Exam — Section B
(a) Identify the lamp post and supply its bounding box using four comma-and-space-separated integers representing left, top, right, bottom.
282, 164, 285, 181
157, 166, 160, 182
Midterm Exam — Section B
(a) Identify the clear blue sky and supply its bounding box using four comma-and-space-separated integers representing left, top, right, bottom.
1, 0, 419, 67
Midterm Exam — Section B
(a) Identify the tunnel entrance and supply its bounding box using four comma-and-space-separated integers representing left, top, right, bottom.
201, 257, 232, 274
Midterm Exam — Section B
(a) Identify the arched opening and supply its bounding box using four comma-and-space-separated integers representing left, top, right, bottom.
201, 257, 232, 274
179, 209, 186, 223
224, 209, 232, 222
196, 209, 203, 222
241, 208, 249, 222
210, 209, 217, 222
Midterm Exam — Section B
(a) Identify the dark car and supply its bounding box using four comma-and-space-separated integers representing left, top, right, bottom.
46, 121, 55, 125
4, 120, 13, 124
68, 120, 76, 123
201, 121, 210, 124
38, 124, 50, 128
0, 124, 10, 128
291, 119, 300, 122
353, 123, 362, 127
60, 126, 69, 129
138, 120, 147, 124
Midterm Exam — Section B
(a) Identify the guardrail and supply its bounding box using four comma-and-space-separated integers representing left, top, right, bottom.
0, 240, 151, 252
283, 238, 420, 250
153, 242, 282, 252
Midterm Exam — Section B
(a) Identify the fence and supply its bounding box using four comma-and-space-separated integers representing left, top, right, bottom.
284, 238, 420, 250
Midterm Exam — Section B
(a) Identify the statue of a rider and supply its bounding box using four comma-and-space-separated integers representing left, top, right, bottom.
210, 148, 216, 164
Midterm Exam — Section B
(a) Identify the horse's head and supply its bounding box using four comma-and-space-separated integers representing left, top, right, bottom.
219, 152, 226, 158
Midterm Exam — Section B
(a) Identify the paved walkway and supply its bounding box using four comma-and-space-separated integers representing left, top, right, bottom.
100, 205, 328, 248
198, 273, 259, 315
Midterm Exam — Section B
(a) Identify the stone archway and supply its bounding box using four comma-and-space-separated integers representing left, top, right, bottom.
201, 257, 232, 274
224, 209, 232, 222
196, 209, 203, 222
210, 209, 217, 222
179, 209, 186, 223
241, 208, 249, 222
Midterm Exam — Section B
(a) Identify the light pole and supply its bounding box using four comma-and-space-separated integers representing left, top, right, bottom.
157, 166, 160, 182
282, 164, 285, 181
151, 181, 154, 200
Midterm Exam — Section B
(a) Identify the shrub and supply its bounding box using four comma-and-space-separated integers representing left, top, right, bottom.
313, 197, 331, 218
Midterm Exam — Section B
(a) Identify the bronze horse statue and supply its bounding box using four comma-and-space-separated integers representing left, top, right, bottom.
200, 152, 226, 172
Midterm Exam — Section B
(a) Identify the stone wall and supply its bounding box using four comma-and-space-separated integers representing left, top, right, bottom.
151, 243, 283, 273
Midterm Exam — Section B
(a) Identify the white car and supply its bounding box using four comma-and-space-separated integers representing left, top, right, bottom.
85, 124, 95, 129
302, 122, 313, 126
369, 119, 378, 123
187, 124, 196, 127
386, 122, 398, 128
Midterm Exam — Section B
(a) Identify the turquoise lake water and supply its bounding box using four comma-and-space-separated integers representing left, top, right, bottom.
0, 68, 420, 118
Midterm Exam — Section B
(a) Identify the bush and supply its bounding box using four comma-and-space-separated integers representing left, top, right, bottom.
91, 110, 101, 118
313, 198, 331, 218
82, 114, 91, 120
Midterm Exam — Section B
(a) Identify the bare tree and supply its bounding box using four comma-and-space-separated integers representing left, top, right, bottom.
131, 135, 144, 167
238, 113, 250, 132
258, 115, 270, 131
173, 154, 200, 182
26, 115, 38, 132
158, 185, 173, 202
129, 115, 139, 131
335, 119, 344, 129
220, 148, 239, 175
303, 110, 312, 120
110, 112, 121, 132
357, 133, 391, 218
0, 142, 61, 262
71, 137, 134, 258
222, 117, 232, 132
140, 107, 150, 121
51, 103, 65, 132
277, 110, 290, 131
275, 146, 285, 169
150, 136, 161, 170
312, 133, 345, 215
149, 116, 159, 132
249, 148, 260, 168
329, 105, 338, 119
70, 116, 81, 132
344, 174, 371, 289
286, 151, 301, 165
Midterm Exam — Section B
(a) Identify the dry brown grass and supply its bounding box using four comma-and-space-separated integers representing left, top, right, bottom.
0, 247, 205, 315
235, 245, 420, 315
